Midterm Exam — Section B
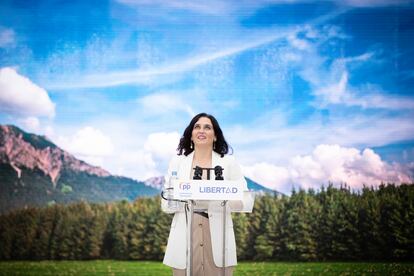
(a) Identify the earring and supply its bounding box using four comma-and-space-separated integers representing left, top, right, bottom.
190, 141, 193, 149
213, 141, 216, 150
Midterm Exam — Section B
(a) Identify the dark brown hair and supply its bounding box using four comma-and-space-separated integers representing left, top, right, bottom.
177, 113, 231, 157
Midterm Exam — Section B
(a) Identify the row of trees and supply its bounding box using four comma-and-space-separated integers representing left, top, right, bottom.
0, 184, 413, 261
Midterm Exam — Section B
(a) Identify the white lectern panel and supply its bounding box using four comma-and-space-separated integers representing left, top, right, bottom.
173, 180, 244, 200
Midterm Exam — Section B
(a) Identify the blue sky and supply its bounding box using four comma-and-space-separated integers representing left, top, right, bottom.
0, 0, 413, 194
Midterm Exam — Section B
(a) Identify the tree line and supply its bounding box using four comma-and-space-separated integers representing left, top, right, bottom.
0, 183, 413, 261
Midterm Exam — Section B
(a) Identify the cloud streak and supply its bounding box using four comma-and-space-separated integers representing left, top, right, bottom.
116, 0, 412, 16
314, 70, 414, 110
117, 0, 232, 15
44, 8, 350, 90
281, 26, 414, 111
45, 29, 295, 90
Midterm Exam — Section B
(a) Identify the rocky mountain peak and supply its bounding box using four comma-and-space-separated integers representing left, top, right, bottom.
144, 176, 165, 190
0, 125, 110, 187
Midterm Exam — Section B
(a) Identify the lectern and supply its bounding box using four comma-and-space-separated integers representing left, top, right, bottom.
168, 178, 255, 276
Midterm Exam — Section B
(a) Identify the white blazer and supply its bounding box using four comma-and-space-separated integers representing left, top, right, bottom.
162, 151, 249, 269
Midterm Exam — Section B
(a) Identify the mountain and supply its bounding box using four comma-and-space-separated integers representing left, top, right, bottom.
0, 125, 158, 214
144, 176, 164, 190
245, 177, 279, 194
145, 174, 280, 195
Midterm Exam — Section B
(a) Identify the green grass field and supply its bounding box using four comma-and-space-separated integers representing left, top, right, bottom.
0, 261, 413, 275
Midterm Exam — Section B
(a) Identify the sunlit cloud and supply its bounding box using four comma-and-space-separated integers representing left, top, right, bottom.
0, 67, 55, 118
228, 110, 414, 168
18, 117, 40, 133
243, 144, 413, 194
115, 133, 178, 180
56, 127, 114, 167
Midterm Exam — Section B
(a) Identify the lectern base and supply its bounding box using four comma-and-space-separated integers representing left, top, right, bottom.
173, 267, 233, 276
174, 211, 234, 276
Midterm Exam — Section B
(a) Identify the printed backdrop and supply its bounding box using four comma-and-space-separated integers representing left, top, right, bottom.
0, 0, 413, 194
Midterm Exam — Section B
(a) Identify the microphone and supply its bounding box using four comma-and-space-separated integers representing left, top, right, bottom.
193, 166, 203, 180
214, 166, 224, 180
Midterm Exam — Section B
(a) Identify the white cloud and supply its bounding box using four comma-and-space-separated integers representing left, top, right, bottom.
314, 71, 414, 110
243, 144, 412, 194
19, 117, 40, 132
337, 52, 374, 63
314, 71, 348, 106
54, 126, 181, 180
98, 131, 180, 180
45, 27, 299, 90
339, 0, 414, 7
44, 125, 55, 138
114, 150, 158, 179
348, 84, 414, 109
117, 0, 411, 17
282, 52, 302, 62
0, 27, 15, 48
264, 0, 413, 7
14, 117, 55, 141
293, 145, 412, 189
285, 26, 414, 111
11, 2, 410, 188
227, 109, 414, 186
144, 132, 181, 161
139, 93, 195, 117
0, 67, 55, 118
243, 163, 291, 193
56, 127, 114, 166
117, 0, 231, 15
143, 131, 181, 175
43, 9, 349, 90
288, 34, 311, 51
40, 113, 414, 189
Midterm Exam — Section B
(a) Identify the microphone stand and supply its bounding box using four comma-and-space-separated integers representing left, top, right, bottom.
185, 200, 194, 276
221, 199, 227, 276
186, 166, 202, 276
214, 165, 227, 276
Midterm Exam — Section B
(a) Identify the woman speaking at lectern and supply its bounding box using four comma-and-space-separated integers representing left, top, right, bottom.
161, 113, 250, 276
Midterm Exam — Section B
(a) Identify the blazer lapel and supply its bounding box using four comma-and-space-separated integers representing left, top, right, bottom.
212, 151, 220, 167
180, 151, 194, 180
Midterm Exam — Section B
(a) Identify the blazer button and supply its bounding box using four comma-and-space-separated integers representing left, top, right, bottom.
200, 243, 204, 247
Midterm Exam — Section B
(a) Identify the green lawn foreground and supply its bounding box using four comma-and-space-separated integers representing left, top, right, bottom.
0, 261, 413, 276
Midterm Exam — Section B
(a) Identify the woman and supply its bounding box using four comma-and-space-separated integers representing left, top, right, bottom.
161, 113, 250, 276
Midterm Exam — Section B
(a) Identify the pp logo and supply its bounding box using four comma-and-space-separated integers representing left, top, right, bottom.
180, 183, 191, 190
